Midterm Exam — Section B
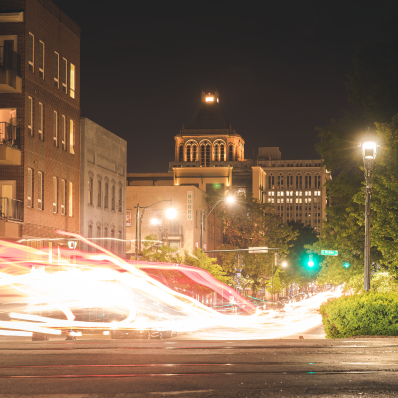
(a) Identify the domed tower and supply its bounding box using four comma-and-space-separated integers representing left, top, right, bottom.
172, 91, 245, 167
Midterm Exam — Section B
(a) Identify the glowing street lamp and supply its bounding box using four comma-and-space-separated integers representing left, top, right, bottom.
135, 200, 176, 261
200, 195, 234, 250
281, 261, 288, 268
360, 137, 378, 291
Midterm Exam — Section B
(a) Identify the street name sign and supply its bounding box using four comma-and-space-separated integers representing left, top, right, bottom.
321, 250, 338, 256
248, 247, 268, 254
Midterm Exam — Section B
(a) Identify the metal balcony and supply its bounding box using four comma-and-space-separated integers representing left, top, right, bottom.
0, 197, 22, 222
0, 122, 21, 165
0, 46, 22, 93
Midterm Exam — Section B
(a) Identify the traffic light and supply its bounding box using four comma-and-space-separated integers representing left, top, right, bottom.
343, 262, 350, 268
308, 254, 314, 268
238, 252, 243, 269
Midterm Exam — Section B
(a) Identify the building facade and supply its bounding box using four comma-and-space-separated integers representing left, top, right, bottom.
80, 118, 127, 256
0, 0, 80, 247
127, 90, 330, 252
125, 185, 222, 256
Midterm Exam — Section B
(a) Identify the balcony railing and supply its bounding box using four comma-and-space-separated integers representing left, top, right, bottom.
0, 197, 22, 222
0, 122, 20, 149
0, 46, 21, 76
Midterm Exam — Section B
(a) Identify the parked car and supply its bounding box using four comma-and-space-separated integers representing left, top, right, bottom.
278, 296, 290, 305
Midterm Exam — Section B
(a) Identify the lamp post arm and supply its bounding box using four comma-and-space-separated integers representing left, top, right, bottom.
203, 199, 222, 222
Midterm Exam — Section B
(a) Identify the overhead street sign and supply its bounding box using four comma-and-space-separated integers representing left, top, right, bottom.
321, 250, 338, 256
248, 247, 268, 254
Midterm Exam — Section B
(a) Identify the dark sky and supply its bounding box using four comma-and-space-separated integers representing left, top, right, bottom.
52, 0, 396, 173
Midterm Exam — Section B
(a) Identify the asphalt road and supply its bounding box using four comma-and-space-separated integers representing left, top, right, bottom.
0, 335, 398, 397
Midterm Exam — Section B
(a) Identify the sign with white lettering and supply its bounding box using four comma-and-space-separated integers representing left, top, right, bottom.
248, 247, 268, 254
187, 191, 193, 221
321, 250, 338, 256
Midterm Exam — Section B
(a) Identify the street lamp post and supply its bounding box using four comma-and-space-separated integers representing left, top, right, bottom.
200, 195, 234, 250
151, 218, 162, 242
135, 200, 176, 261
361, 139, 377, 291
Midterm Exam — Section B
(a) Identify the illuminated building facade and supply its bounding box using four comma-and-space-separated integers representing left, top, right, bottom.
0, 0, 80, 247
125, 185, 223, 255
127, 90, 330, 254
80, 118, 127, 256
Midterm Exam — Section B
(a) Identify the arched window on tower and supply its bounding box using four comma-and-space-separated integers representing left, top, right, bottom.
228, 145, 234, 161
186, 140, 198, 162
200, 141, 211, 167
178, 145, 183, 162
213, 140, 226, 161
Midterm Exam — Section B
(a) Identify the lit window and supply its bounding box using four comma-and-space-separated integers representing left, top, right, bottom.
28, 33, 34, 72
68, 182, 73, 217
27, 168, 33, 208
69, 119, 74, 154
205, 97, 214, 102
62, 58, 67, 94
53, 110, 57, 147
70, 63, 75, 99
39, 41, 44, 79
28, 97, 32, 135
38, 102, 43, 140
61, 115, 66, 150
61, 179, 65, 215
53, 176, 57, 213
54, 52, 59, 88
38, 171, 43, 210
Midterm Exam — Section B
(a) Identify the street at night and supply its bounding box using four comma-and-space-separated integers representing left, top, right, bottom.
0, 336, 398, 397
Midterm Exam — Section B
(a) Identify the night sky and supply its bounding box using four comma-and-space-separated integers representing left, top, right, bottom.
52, 1, 395, 173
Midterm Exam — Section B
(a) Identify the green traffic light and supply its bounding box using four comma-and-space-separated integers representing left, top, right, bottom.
308, 260, 314, 267
343, 262, 350, 268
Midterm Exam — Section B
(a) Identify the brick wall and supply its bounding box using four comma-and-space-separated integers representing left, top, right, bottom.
0, 0, 81, 240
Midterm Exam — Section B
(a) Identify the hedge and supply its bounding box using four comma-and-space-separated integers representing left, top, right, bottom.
320, 292, 398, 338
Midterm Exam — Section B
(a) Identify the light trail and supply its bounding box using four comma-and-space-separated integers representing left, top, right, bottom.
0, 232, 342, 339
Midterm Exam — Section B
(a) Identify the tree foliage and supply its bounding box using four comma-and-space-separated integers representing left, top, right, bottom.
208, 193, 298, 293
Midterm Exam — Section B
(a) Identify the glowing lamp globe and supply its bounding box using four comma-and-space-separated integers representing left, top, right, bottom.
226, 196, 235, 204
165, 208, 177, 219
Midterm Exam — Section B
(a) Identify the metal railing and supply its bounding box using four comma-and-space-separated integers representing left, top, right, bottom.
0, 197, 22, 222
0, 122, 20, 149
0, 46, 21, 76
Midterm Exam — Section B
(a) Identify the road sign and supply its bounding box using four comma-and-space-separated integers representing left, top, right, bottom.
248, 247, 268, 254
321, 250, 338, 256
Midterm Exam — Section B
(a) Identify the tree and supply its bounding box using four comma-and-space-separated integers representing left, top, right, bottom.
140, 233, 178, 263
209, 193, 298, 294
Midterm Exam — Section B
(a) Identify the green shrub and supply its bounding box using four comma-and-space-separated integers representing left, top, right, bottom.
320, 292, 398, 338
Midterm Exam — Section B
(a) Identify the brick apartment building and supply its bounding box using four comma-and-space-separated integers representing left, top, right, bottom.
0, 0, 80, 247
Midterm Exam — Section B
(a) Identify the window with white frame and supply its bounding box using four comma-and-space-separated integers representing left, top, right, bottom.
97, 179, 102, 207
38, 102, 43, 140
88, 176, 93, 205
118, 186, 122, 212
38, 171, 43, 210
68, 181, 73, 217
111, 184, 115, 211
27, 168, 33, 207
62, 58, 67, 94
61, 179, 65, 215
104, 182, 108, 209
70, 63, 75, 99
61, 115, 66, 150
54, 51, 59, 88
38, 40, 44, 79
28, 96, 32, 135
53, 110, 57, 147
69, 119, 74, 154
28, 33, 34, 72
53, 176, 57, 213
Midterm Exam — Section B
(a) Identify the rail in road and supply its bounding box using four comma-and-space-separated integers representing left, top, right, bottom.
0, 338, 398, 396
